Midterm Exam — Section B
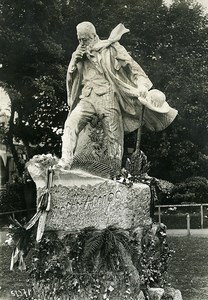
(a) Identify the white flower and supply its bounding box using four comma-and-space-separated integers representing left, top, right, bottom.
5, 236, 14, 246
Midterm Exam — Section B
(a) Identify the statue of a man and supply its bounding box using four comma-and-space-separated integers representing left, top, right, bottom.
60, 22, 177, 168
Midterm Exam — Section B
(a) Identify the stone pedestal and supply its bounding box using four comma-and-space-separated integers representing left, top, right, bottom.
27, 164, 181, 300
28, 166, 152, 232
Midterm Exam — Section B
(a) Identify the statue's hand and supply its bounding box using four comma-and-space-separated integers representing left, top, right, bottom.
137, 85, 148, 98
72, 45, 86, 62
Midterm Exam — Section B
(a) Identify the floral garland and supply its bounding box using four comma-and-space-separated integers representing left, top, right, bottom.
7, 149, 173, 300
26, 153, 59, 170
27, 224, 172, 300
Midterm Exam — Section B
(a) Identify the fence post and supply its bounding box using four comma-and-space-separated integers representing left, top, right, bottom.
200, 205, 204, 229
187, 213, 191, 236
158, 206, 161, 224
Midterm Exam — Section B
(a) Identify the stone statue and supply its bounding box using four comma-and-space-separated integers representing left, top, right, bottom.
60, 22, 177, 168
22, 25, 182, 300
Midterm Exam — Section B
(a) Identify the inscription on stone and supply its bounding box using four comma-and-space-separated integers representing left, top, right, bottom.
45, 181, 151, 231
64, 189, 122, 215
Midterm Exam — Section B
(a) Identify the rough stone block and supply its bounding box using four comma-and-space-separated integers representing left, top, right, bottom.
163, 287, 183, 300
137, 290, 145, 300
149, 288, 164, 300
28, 167, 151, 231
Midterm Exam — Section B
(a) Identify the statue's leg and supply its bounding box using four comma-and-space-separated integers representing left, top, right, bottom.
61, 100, 95, 165
96, 91, 124, 166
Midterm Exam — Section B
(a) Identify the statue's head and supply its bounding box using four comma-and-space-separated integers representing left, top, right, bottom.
76, 22, 98, 47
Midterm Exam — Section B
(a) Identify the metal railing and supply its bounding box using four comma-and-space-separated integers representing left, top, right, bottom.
0, 208, 36, 220
155, 203, 208, 229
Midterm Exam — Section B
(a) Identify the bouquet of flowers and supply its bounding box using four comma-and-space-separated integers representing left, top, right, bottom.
26, 154, 58, 176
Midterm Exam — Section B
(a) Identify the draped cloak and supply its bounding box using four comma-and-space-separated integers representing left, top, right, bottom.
66, 24, 178, 134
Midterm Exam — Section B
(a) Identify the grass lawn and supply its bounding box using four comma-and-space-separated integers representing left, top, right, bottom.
0, 244, 30, 300
167, 236, 208, 300
0, 231, 208, 300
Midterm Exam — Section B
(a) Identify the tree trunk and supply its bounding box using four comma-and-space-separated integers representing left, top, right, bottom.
7, 107, 24, 176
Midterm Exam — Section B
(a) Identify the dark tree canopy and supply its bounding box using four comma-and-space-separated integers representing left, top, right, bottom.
0, 0, 208, 183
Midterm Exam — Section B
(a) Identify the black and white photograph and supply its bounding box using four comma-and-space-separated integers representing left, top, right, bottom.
0, 0, 208, 299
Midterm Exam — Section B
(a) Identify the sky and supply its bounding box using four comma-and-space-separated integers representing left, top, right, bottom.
164, 0, 208, 12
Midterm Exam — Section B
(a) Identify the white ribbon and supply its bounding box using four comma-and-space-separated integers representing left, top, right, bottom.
0, 149, 8, 167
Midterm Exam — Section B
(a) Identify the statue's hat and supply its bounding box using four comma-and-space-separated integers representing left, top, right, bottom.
139, 89, 171, 113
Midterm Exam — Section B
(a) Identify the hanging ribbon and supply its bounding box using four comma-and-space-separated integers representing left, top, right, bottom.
25, 166, 54, 242
0, 149, 8, 167
10, 167, 54, 271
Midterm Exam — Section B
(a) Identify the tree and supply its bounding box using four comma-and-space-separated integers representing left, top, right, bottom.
0, 0, 208, 183
137, 0, 208, 182
0, 0, 69, 175
170, 176, 208, 204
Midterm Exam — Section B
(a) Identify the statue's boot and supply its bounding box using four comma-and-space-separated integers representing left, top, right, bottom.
55, 158, 72, 170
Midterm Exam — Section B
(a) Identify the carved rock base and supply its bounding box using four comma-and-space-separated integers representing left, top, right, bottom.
26, 161, 183, 300
28, 167, 152, 231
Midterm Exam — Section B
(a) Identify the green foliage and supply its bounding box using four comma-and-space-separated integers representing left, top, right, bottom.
0, 180, 26, 212
0, 0, 208, 182
82, 226, 130, 272
29, 228, 136, 299
124, 0, 208, 182
155, 179, 175, 205
0, 0, 68, 161
170, 176, 208, 204
27, 224, 171, 299
139, 224, 172, 290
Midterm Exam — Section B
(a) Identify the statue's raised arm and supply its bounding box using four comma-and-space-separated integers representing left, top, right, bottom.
60, 22, 178, 170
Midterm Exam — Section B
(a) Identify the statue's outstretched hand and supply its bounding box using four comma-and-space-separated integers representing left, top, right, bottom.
137, 85, 148, 98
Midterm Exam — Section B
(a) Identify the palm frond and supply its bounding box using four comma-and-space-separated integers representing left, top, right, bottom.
83, 230, 104, 262
81, 226, 138, 273
103, 228, 116, 255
